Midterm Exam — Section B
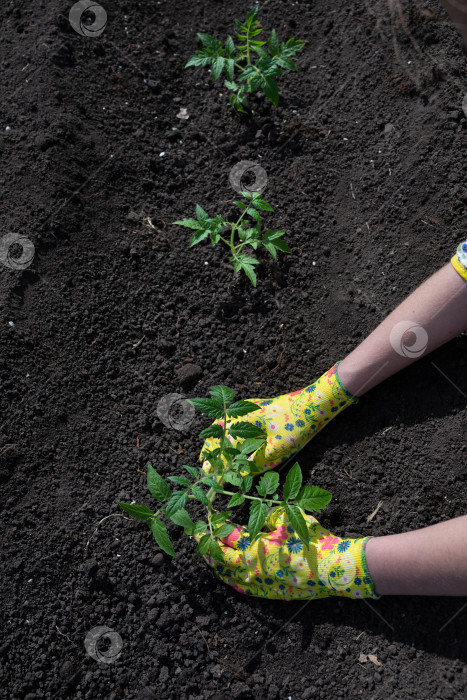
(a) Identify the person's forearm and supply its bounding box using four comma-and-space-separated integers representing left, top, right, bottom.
337, 263, 467, 396
365, 515, 467, 595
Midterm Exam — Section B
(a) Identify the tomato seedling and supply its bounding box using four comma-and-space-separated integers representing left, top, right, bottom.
173, 191, 291, 287
185, 5, 305, 112
119, 385, 332, 562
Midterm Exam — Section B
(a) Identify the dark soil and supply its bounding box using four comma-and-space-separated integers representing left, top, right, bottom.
1, 1, 467, 698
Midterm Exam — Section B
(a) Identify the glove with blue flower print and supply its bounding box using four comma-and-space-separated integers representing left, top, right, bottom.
200, 506, 379, 601
200, 362, 359, 476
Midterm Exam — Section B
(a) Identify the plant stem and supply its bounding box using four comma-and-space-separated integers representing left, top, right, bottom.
220, 488, 283, 505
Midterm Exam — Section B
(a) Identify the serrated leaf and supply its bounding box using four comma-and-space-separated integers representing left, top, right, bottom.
165, 491, 188, 517
211, 56, 225, 81
189, 229, 210, 247
183, 465, 199, 479
214, 523, 236, 539
197, 32, 221, 52
228, 421, 266, 439
191, 484, 209, 506
263, 77, 279, 106
257, 471, 279, 497
223, 471, 243, 487
200, 477, 224, 490
263, 242, 277, 260
285, 505, 310, 548
242, 475, 253, 493
295, 485, 332, 513
197, 533, 211, 555
211, 511, 232, 526
239, 437, 265, 455
283, 462, 302, 501
188, 398, 224, 419
190, 520, 208, 535
225, 35, 235, 57
173, 218, 205, 230
228, 493, 245, 507
208, 538, 225, 562
170, 508, 196, 529
150, 517, 176, 557
272, 238, 292, 254
168, 475, 192, 488
248, 500, 268, 541
268, 28, 279, 56
209, 385, 235, 404
252, 197, 274, 212
199, 424, 224, 440
226, 400, 261, 418
147, 465, 171, 501
118, 503, 154, 522
196, 204, 209, 224
225, 58, 235, 81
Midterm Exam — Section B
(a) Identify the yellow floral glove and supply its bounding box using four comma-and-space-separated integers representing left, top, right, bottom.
200, 362, 358, 476
199, 506, 379, 601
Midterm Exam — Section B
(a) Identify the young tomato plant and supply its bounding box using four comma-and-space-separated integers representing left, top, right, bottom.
119, 386, 332, 562
173, 191, 291, 287
185, 5, 305, 112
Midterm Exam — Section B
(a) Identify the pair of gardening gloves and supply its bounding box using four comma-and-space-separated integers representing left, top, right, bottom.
196, 362, 380, 601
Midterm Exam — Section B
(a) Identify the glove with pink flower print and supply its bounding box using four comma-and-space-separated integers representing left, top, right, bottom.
199, 506, 379, 601
200, 362, 359, 476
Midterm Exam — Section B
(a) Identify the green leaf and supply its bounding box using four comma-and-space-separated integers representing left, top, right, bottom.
263, 78, 279, 106
263, 242, 277, 260
228, 493, 245, 508
187, 520, 208, 535
268, 28, 279, 56
225, 35, 235, 57
197, 533, 211, 555
257, 471, 279, 497
183, 465, 199, 479
223, 471, 243, 487
150, 517, 176, 557
248, 500, 268, 541
263, 228, 286, 241
118, 502, 154, 523
197, 33, 222, 52
173, 218, 205, 230
200, 477, 224, 490
228, 421, 266, 439
214, 523, 236, 538
276, 56, 297, 71
239, 437, 265, 455
225, 79, 239, 90
189, 229, 210, 247
249, 196, 274, 212
196, 204, 209, 225
242, 475, 253, 493
226, 400, 261, 418
199, 424, 224, 440
211, 56, 225, 81
283, 462, 302, 502
168, 475, 192, 487
295, 485, 332, 513
208, 538, 225, 562
209, 385, 235, 404
191, 484, 209, 506
165, 491, 188, 517
211, 511, 232, 526
225, 58, 235, 81
188, 398, 224, 419
170, 508, 196, 529
147, 464, 171, 501
285, 505, 310, 548
272, 238, 292, 254
185, 54, 212, 68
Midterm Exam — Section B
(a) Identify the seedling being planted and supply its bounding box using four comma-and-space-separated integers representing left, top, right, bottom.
119, 386, 332, 563
185, 5, 305, 112
173, 191, 291, 287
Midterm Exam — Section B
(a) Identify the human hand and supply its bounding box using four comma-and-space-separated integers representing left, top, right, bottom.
198, 506, 378, 601
200, 363, 358, 476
